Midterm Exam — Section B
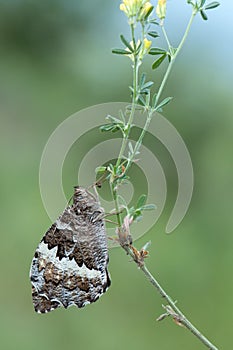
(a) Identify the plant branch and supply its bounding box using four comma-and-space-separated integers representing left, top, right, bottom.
109, 5, 219, 350
125, 9, 197, 173
122, 244, 219, 350
155, 9, 196, 108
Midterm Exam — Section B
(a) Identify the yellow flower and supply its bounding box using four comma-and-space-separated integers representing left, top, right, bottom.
120, 0, 149, 18
120, 3, 127, 12
156, 0, 167, 20
139, 38, 152, 59
143, 38, 152, 51
139, 2, 153, 19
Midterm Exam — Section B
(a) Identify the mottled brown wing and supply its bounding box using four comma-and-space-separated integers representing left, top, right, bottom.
29, 187, 111, 313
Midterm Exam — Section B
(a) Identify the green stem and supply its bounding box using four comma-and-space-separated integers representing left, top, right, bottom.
155, 9, 196, 108
111, 183, 122, 227
109, 7, 219, 350
110, 8, 219, 350
125, 9, 197, 172
116, 24, 139, 169
161, 25, 171, 49
123, 245, 219, 350
140, 265, 219, 350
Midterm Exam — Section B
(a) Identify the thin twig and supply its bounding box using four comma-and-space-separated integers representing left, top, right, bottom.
121, 244, 219, 350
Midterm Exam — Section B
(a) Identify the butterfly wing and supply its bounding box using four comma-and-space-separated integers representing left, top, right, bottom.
30, 190, 110, 313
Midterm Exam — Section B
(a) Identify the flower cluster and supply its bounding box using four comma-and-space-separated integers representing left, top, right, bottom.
120, 0, 153, 22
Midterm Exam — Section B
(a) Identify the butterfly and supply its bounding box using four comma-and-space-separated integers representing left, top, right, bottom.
29, 186, 111, 313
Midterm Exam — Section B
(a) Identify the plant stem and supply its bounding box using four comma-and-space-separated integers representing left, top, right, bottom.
123, 245, 219, 350
111, 8, 220, 350
116, 24, 139, 169
126, 9, 197, 172
155, 9, 196, 108
111, 183, 122, 227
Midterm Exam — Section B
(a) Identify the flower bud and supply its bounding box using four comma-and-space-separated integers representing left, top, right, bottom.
139, 2, 153, 20
156, 0, 167, 20
139, 38, 152, 60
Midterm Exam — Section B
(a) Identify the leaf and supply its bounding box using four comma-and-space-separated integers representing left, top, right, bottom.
129, 86, 134, 93
139, 73, 146, 86
200, 9, 208, 20
138, 95, 146, 106
141, 204, 157, 210
148, 18, 159, 25
100, 124, 114, 132
141, 81, 154, 90
135, 41, 143, 55
155, 96, 173, 111
149, 47, 167, 55
134, 215, 143, 222
120, 34, 133, 52
95, 166, 107, 174
106, 114, 122, 124
128, 142, 134, 154
100, 123, 121, 133
119, 110, 126, 123
152, 54, 166, 69
199, 0, 206, 7
204, 1, 220, 10
112, 48, 130, 55
152, 93, 158, 107
148, 31, 159, 38
117, 194, 128, 209
136, 194, 147, 209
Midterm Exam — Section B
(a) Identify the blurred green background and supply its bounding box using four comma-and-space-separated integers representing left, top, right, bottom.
1, 1, 232, 349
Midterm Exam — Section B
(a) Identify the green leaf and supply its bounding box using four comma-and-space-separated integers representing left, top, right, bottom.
148, 31, 159, 38
119, 110, 126, 123
141, 81, 154, 90
152, 54, 166, 69
199, 0, 206, 7
100, 124, 121, 133
139, 73, 146, 86
204, 2, 220, 10
136, 194, 147, 209
135, 41, 143, 55
138, 95, 146, 106
112, 48, 129, 55
134, 215, 143, 222
100, 124, 113, 132
149, 47, 167, 55
152, 93, 157, 107
155, 96, 173, 111
107, 163, 114, 172
128, 142, 134, 154
95, 166, 107, 174
200, 9, 208, 20
141, 204, 157, 210
106, 114, 123, 124
120, 34, 133, 52
148, 18, 159, 25
117, 194, 128, 209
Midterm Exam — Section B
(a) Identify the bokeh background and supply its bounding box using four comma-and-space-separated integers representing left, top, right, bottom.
1, 1, 232, 349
